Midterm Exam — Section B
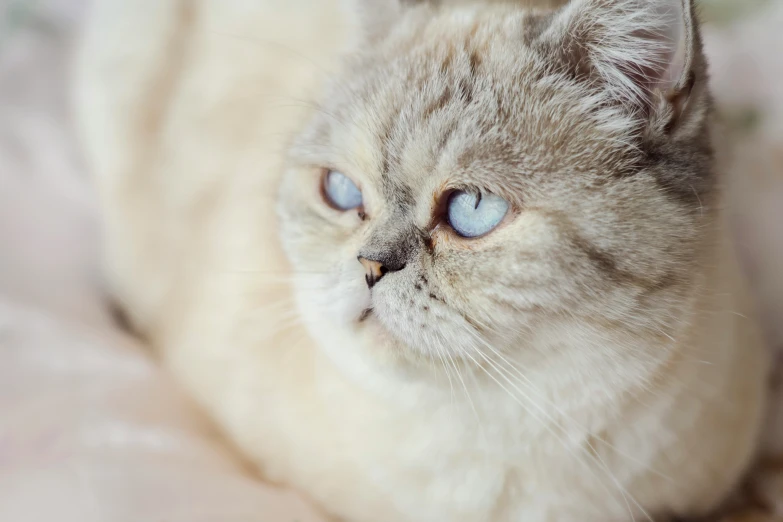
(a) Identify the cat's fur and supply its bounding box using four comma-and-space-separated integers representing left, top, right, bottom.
75, 0, 769, 520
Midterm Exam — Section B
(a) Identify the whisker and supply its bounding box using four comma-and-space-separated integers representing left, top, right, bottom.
441, 334, 483, 430
457, 340, 631, 519
458, 325, 657, 522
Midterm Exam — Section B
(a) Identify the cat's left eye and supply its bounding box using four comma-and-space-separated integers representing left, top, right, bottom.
447, 190, 509, 238
323, 170, 363, 211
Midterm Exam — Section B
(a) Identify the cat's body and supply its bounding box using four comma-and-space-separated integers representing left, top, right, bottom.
75, 0, 769, 521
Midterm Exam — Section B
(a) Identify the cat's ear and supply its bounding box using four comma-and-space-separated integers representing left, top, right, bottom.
347, 0, 428, 44
542, 0, 703, 132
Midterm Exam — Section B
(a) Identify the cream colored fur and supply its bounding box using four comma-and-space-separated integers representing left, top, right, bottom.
75, 1, 770, 521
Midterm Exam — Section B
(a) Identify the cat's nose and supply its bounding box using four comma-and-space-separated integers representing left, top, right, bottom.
358, 257, 386, 288
357, 256, 405, 288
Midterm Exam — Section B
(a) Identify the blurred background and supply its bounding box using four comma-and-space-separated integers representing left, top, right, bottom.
0, 0, 781, 521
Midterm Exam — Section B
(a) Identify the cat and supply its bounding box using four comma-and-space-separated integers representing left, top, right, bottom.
74, 0, 771, 520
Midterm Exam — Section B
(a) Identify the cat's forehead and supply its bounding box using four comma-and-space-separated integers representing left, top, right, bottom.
305, 6, 638, 202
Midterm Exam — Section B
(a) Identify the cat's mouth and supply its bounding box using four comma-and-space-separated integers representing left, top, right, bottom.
358, 307, 373, 322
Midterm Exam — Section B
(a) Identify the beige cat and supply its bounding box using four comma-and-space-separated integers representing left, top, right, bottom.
75, 0, 770, 520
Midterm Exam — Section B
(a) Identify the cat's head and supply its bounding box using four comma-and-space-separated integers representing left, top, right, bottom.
278, 0, 713, 385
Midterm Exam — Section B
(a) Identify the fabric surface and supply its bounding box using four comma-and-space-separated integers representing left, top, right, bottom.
0, 1, 781, 521
0, 298, 327, 522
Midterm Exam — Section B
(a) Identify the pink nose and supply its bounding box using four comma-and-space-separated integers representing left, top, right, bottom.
358, 257, 386, 288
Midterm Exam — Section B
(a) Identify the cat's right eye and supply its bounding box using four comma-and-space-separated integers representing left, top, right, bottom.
447, 190, 509, 238
322, 170, 363, 211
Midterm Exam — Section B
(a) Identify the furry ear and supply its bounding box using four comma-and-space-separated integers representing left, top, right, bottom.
347, 0, 429, 44
543, 0, 700, 126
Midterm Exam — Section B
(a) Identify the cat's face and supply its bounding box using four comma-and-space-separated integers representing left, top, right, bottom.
278, 0, 713, 378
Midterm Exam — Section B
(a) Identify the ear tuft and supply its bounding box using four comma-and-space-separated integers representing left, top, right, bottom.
544, 0, 697, 117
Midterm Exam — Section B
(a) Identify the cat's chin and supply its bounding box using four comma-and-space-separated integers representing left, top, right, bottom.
351, 308, 446, 367
353, 309, 399, 348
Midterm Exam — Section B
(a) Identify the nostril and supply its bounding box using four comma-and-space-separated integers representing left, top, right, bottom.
358, 255, 407, 289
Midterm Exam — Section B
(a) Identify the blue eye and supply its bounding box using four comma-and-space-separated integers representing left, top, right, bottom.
447, 190, 509, 238
323, 170, 363, 211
